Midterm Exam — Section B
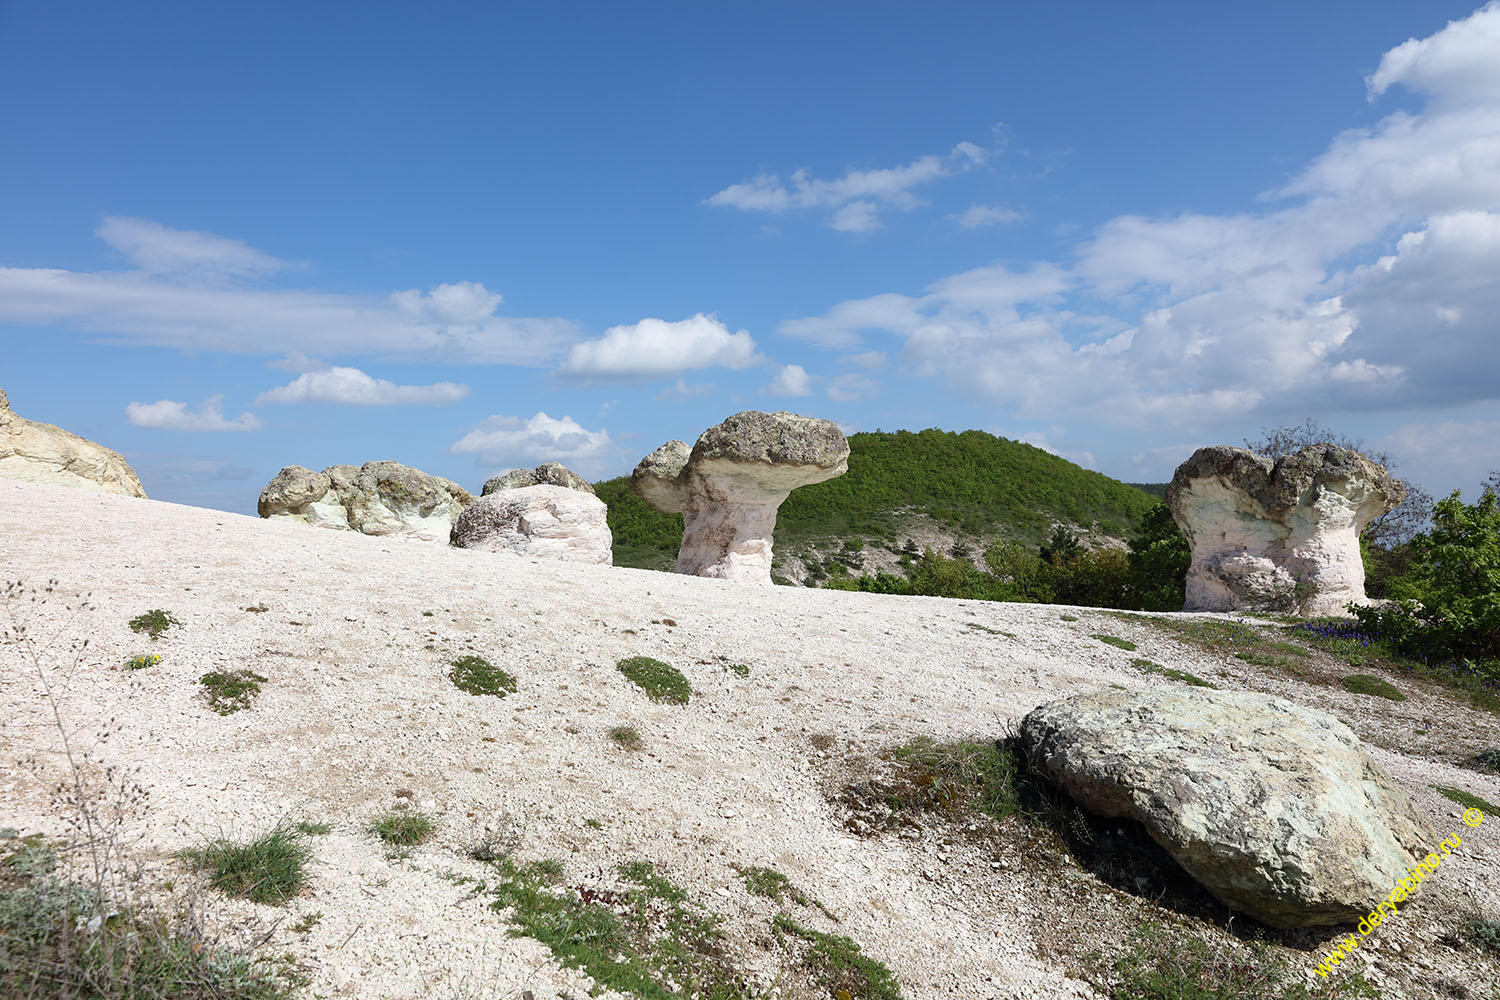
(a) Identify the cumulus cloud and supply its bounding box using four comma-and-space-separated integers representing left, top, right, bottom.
125, 395, 261, 432
558, 313, 759, 380
450, 412, 617, 477
0, 221, 575, 365
948, 203, 1028, 229
775, 4, 1500, 429
255, 366, 469, 406
706, 141, 988, 231
764, 364, 813, 396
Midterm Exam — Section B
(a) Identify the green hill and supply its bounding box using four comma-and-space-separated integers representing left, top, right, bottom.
597, 428, 1161, 572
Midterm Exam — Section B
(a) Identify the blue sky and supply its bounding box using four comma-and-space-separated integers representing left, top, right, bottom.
4, 1, 1499, 513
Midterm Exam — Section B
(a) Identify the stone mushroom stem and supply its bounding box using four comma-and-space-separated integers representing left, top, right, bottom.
674, 462, 819, 581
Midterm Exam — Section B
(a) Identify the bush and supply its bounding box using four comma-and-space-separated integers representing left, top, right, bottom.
181, 823, 312, 905
200, 670, 266, 715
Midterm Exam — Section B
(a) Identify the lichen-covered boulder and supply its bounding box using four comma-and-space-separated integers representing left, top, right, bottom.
0, 387, 146, 497
258, 460, 473, 541
450, 484, 611, 564
1020, 687, 1436, 929
1165, 445, 1402, 615
630, 411, 848, 584
481, 461, 595, 497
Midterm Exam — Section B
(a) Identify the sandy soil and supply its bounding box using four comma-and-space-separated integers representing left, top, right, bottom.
2, 478, 1497, 999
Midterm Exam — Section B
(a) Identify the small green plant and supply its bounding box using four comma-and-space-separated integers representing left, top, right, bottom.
724, 662, 751, 678
584, 818, 604, 830
1091, 633, 1137, 651
1470, 748, 1500, 773
181, 822, 312, 905
1465, 917, 1500, 953
422, 610, 434, 616
128, 608, 180, 640
881, 738, 1022, 819
616, 657, 691, 705
448, 655, 517, 697
1131, 658, 1217, 689
294, 821, 332, 836
1060, 614, 1079, 622
1342, 673, 1405, 701
772, 914, 902, 1000
737, 864, 835, 919
123, 652, 161, 670
1432, 785, 1500, 814
607, 724, 643, 750
370, 809, 435, 846
200, 670, 267, 714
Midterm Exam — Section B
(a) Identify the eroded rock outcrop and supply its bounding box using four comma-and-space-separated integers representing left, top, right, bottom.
258, 460, 473, 541
1166, 445, 1402, 615
0, 388, 146, 497
631, 411, 848, 584
450, 485, 611, 564
481, 461, 595, 497
1020, 687, 1436, 929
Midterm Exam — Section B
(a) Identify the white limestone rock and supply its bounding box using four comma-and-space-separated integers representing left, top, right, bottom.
630, 410, 848, 584
0, 387, 146, 498
1020, 686, 1436, 929
1165, 444, 1403, 615
450, 484, 612, 564
257, 460, 473, 542
481, 461, 595, 496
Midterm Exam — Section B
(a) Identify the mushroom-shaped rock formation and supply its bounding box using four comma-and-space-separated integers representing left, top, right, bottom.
0, 387, 147, 497
481, 461, 595, 497
451, 484, 612, 564
630, 410, 849, 584
1020, 687, 1436, 929
258, 460, 473, 541
1165, 444, 1402, 615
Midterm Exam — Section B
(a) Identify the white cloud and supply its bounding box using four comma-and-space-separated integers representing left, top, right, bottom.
96, 216, 285, 283
0, 221, 575, 365
840, 350, 887, 369
255, 366, 469, 406
558, 313, 759, 379
826, 373, 879, 403
1379, 414, 1500, 500
706, 141, 988, 231
125, 395, 261, 432
764, 364, 813, 396
450, 412, 616, 477
948, 203, 1028, 229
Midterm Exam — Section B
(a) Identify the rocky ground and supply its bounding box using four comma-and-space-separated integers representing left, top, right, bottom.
2, 477, 1497, 999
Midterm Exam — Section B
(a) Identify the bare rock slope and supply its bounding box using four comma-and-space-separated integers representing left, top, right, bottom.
0, 387, 146, 497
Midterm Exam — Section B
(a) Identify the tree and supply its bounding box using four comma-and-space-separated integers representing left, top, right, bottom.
1039, 525, 1082, 566
1244, 418, 1432, 548
1127, 503, 1190, 611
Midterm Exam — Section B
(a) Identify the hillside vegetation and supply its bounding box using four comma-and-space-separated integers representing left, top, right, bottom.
599, 429, 1162, 573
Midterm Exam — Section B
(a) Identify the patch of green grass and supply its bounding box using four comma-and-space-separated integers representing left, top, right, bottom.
448, 655, 517, 697
200, 670, 267, 715
737, 865, 835, 920
128, 608, 180, 640
1131, 658, 1217, 689
1293, 618, 1500, 715
1469, 748, 1500, 774
1266, 641, 1312, 657
1091, 634, 1137, 651
1431, 785, 1500, 814
772, 914, 902, 1000
1060, 614, 1079, 622
608, 724, 643, 750
1088, 919, 1377, 999
483, 857, 748, 999
369, 809, 435, 847
290, 911, 322, 934
584, 818, 604, 830
723, 662, 751, 678
616, 657, 691, 705
181, 822, 312, 905
880, 738, 1022, 820
294, 821, 332, 836
1341, 673, 1405, 701
1465, 917, 1500, 954
1123, 615, 1263, 655
123, 652, 161, 670
964, 622, 1016, 637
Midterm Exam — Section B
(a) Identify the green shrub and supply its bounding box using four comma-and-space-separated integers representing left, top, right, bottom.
1342, 674, 1405, 701
1466, 917, 1500, 954
1470, 748, 1500, 774
448, 655, 517, 697
200, 670, 267, 714
616, 657, 691, 705
128, 609, 180, 640
1126, 503, 1190, 611
181, 822, 312, 905
369, 809, 435, 846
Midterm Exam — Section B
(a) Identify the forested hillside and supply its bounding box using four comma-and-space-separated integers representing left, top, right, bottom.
597, 429, 1161, 572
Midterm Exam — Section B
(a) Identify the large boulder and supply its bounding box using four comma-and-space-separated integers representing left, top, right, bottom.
0, 387, 146, 497
630, 411, 848, 584
258, 460, 473, 541
450, 484, 612, 564
481, 461, 595, 497
1165, 445, 1402, 615
1020, 687, 1436, 929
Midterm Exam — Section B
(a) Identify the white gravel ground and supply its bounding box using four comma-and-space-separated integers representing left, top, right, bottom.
2, 478, 1497, 999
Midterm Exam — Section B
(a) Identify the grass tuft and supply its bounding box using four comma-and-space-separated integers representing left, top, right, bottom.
1341, 673, 1405, 701
200, 670, 267, 714
1131, 658, 1217, 689
128, 609, 180, 640
607, 724, 643, 750
1465, 917, 1500, 953
1431, 784, 1500, 814
370, 809, 435, 847
1091, 634, 1137, 651
772, 914, 902, 1000
616, 657, 691, 705
448, 655, 517, 697
180, 822, 312, 906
